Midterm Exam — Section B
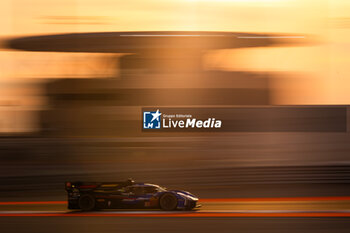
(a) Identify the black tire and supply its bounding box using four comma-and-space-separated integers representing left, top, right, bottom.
159, 193, 178, 211
79, 194, 96, 211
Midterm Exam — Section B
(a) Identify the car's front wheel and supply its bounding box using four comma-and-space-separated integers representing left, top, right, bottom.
159, 193, 178, 211
79, 194, 96, 211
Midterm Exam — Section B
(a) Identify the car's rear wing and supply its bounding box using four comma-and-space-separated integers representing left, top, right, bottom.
65, 179, 134, 191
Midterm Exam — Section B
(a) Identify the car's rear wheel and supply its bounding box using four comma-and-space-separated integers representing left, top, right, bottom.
79, 194, 96, 211
159, 193, 178, 211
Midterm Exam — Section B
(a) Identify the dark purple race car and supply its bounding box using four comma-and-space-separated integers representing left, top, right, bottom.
65, 179, 200, 211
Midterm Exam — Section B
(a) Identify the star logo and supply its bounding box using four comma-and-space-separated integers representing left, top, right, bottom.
151, 109, 162, 122
143, 109, 162, 129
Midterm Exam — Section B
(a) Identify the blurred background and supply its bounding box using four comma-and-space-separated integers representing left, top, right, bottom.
0, 0, 350, 207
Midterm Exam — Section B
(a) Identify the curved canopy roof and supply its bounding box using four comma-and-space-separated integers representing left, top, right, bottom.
6, 31, 306, 53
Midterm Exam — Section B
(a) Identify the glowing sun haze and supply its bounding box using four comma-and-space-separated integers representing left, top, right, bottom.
0, 0, 350, 132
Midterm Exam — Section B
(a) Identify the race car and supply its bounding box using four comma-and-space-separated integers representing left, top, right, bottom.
65, 179, 200, 211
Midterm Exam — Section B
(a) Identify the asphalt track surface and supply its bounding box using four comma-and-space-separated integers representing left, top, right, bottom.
3, 216, 350, 233
1, 135, 350, 232
0, 198, 350, 233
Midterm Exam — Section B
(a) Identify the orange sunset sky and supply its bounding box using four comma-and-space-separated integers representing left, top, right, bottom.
0, 0, 350, 132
